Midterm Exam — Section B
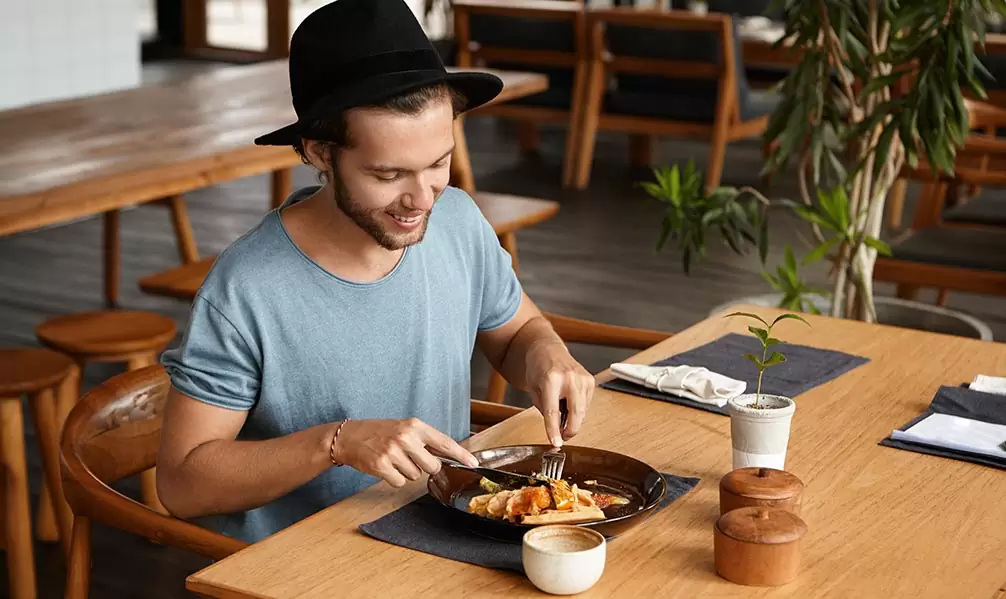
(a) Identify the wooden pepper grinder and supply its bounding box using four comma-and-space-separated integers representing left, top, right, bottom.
719, 467, 804, 515
714, 506, 808, 586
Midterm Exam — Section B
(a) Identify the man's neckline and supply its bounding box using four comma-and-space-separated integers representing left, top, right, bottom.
272, 186, 412, 289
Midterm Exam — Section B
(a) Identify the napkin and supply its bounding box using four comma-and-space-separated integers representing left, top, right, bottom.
890, 413, 1006, 460
600, 333, 870, 416
880, 385, 1006, 469
609, 363, 746, 408
969, 374, 1006, 396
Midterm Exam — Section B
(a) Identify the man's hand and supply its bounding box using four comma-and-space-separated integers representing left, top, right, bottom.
524, 340, 595, 447
332, 418, 479, 487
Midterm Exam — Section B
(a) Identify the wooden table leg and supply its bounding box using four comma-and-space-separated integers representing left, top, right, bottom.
271, 168, 292, 211
165, 196, 199, 264
1, 398, 37, 599
103, 210, 120, 308
451, 118, 476, 195
30, 388, 73, 560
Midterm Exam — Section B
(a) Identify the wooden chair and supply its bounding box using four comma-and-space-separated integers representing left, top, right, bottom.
453, 0, 588, 186
0, 348, 78, 599
36, 310, 177, 521
482, 313, 673, 404
59, 364, 522, 599
878, 104, 1006, 305
572, 7, 778, 191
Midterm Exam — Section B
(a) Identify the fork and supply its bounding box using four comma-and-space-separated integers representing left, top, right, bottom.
540, 399, 568, 480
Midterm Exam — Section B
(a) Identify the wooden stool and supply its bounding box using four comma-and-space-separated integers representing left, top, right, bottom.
35, 311, 177, 517
0, 348, 78, 599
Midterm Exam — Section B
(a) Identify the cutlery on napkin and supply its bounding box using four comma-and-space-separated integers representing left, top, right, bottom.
608, 363, 746, 407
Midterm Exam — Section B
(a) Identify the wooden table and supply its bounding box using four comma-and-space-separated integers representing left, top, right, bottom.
186, 305, 1006, 598
0, 60, 547, 303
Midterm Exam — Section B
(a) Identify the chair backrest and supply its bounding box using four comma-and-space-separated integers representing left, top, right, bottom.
60, 364, 246, 561
587, 7, 748, 124
453, 0, 587, 94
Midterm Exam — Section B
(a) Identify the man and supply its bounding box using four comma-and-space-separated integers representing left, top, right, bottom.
155, 0, 595, 543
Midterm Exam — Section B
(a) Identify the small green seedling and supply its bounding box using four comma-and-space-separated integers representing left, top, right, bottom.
725, 311, 810, 408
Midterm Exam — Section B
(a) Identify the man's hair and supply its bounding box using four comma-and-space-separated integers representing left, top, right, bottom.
292, 82, 468, 171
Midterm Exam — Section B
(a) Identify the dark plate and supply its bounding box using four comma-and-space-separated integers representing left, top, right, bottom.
427, 444, 667, 543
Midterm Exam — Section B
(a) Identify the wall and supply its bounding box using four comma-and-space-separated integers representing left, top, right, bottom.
0, 0, 141, 111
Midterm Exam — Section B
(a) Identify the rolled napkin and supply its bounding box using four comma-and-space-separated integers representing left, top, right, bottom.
890, 413, 1006, 460
969, 374, 1006, 396
609, 363, 746, 407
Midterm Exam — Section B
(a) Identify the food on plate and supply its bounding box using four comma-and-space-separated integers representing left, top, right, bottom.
467, 476, 630, 525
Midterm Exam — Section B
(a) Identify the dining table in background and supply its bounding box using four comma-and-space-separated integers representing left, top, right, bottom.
185, 305, 1006, 598
0, 60, 548, 304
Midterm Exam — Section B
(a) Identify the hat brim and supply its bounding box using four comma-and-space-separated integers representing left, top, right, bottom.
254, 69, 504, 146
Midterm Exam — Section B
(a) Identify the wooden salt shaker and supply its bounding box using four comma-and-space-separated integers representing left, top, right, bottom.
714, 506, 807, 586
719, 467, 804, 515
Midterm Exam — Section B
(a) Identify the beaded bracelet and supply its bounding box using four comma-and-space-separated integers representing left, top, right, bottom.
328, 418, 349, 466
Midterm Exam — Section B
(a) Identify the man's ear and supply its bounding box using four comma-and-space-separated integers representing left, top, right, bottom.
302, 139, 332, 172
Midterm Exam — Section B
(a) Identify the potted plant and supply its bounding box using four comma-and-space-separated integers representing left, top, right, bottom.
640, 0, 1003, 339
724, 311, 808, 470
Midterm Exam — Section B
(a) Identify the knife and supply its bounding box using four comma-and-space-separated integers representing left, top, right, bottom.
437, 457, 549, 488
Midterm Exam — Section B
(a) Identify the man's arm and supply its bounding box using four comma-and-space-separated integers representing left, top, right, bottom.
476, 292, 595, 446
157, 389, 478, 520
156, 389, 338, 519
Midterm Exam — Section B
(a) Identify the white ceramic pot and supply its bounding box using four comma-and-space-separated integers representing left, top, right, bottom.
522, 525, 606, 595
727, 394, 796, 470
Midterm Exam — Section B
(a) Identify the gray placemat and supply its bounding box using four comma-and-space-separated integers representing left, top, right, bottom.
600, 333, 870, 415
358, 473, 700, 572
879, 385, 1006, 470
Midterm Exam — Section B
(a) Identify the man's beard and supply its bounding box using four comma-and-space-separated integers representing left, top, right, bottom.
332, 176, 430, 251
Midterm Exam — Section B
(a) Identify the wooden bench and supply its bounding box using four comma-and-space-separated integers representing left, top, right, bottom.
140, 191, 559, 301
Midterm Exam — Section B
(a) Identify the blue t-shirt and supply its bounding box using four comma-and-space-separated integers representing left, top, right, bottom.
160, 185, 523, 542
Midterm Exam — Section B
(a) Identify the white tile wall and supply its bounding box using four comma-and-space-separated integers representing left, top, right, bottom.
0, 0, 141, 111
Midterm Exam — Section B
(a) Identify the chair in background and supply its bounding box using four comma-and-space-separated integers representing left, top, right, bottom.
59, 364, 525, 598
571, 8, 778, 191
453, 0, 588, 186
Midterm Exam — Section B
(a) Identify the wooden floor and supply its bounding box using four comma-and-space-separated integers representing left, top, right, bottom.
1, 59, 1004, 598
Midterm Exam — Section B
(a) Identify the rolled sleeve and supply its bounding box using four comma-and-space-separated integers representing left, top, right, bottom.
161, 296, 261, 411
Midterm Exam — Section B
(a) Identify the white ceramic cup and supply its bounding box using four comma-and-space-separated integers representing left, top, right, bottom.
522, 525, 606, 595
727, 394, 796, 470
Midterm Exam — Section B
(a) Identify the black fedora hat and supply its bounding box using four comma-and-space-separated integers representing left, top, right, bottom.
254, 0, 503, 146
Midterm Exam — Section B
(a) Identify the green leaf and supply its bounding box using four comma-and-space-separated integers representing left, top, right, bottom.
803, 238, 836, 265
771, 313, 811, 327
765, 337, 782, 347
742, 353, 764, 369
763, 352, 787, 367
863, 236, 892, 256
656, 217, 673, 251
723, 311, 769, 327
784, 245, 797, 273
669, 166, 681, 204
748, 326, 770, 343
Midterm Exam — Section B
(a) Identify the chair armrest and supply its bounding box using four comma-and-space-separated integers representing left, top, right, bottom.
543, 313, 672, 351
470, 399, 524, 428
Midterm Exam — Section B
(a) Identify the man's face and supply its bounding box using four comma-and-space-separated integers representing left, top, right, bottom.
314, 97, 455, 250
